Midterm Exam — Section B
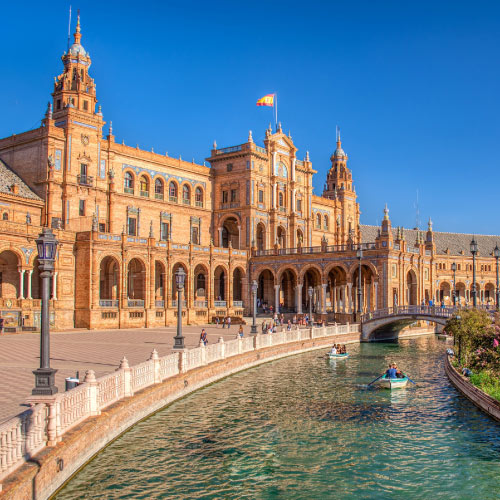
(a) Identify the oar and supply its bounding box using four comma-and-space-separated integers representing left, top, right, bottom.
404, 375, 417, 385
368, 374, 384, 386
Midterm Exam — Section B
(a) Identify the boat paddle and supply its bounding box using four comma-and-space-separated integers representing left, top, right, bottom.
367, 374, 384, 386
404, 375, 417, 385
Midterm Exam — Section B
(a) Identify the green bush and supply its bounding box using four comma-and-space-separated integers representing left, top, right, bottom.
470, 370, 500, 402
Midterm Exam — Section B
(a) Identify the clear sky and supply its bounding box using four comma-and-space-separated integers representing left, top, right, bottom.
1, 0, 499, 235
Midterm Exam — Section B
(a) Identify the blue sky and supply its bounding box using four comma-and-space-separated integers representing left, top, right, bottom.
1, 0, 499, 234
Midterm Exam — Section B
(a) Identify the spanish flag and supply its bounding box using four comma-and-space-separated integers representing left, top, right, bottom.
256, 94, 274, 107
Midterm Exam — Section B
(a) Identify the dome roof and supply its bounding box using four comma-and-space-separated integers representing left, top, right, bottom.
69, 43, 87, 57
333, 146, 346, 159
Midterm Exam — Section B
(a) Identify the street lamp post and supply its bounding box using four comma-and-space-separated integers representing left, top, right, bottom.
308, 286, 313, 326
470, 238, 478, 307
357, 246, 363, 317
173, 267, 186, 349
251, 280, 258, 334
451, 262, 457, 307
32, 227, 58, 395
494, 244, 500, 310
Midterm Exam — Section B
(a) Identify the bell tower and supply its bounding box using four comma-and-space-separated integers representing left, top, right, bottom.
322, 130, 360, 243
52, 13, 98, 118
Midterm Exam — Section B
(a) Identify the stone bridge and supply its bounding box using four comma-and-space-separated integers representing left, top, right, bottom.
360, 305, 456, 341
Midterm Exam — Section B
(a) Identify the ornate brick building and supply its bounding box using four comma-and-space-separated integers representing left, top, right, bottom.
0, 18, 498, 331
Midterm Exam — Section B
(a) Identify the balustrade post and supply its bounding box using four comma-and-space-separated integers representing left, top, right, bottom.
178, 350, 187, 374
238, 336, 243, 354
46, 400, 58, 446
118, 357, 133, 397
84, 370, 100, 416
149, 349, 161, 383
218, 336, 225, 359
199, 340, 207, 365
253, 333, 261, 350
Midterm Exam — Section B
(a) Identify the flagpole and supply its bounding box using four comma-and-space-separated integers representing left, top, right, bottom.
274, 93, 278, 131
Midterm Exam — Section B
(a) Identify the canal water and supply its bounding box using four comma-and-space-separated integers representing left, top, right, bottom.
55, 336, 500, 499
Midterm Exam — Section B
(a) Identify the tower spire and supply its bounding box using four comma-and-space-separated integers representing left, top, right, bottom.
74, 10, 82, 44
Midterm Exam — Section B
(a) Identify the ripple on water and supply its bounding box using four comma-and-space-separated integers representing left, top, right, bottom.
55, 338, 500, 500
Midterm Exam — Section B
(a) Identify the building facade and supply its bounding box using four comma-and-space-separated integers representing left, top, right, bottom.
0, 18, 498, 331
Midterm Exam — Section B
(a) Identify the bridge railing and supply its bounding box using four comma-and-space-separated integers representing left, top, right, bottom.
361, 305, 457, 323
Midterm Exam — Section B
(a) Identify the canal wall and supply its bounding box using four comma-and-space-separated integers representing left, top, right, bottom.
444, 354, 500, 422
0, 324, 361, 500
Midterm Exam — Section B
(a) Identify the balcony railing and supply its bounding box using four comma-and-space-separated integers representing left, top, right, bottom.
194, 300, 208, 308
128, 299, 144, 308
253, 242, 377, 257
124, 187, 134, 194
155, 192, 164, 200
99, 299, 118, 308
214, 300, 227, 307
220, 202, 240, 209
195, 201, 203, 208
169, 196, 178, 203
155, 300, 165, 308
77, 174, 94, 186
140, 190, 149, 198
172, 300, 187, 307
182, 198, 190, 205
233, 301, 243, 308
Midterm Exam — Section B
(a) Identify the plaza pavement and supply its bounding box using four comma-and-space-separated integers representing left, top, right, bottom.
0, 320, 276, 423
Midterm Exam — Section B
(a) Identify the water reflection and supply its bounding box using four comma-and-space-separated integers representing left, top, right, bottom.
55, 337, 500, 500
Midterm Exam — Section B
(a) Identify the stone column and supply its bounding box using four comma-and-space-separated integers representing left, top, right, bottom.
149, 257, 155, 308
18, 270, 25, 299
296, 284, 303, 313
237, 225, 241, 249
274, 284, 280, 313
291, 188, 296, 213
53, 272, 58, 301
272, 184, 277, 209
27, 270, 33, 299
218, 227, 223, 247
375, 281, 379, 310
347, 283, 353, 313
321, 283, 327, 314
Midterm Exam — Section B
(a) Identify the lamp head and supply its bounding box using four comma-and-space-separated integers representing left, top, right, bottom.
357, 247, 363, 259
451, 262, 457, 272
251, 280, 258, 294
175, 267, 186, 291
36, 227, 58, 271
494, 244, 500, 259
470, 238, 478, 255
308, 286, 313, 297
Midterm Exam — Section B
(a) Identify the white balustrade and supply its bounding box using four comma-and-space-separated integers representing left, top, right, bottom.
0, 323, 360, 487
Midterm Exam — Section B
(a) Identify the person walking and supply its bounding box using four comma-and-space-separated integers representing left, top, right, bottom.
200, 328, 208, 346
215, 316, 220, 328
238, 325, 244, 338
0, 316, 4, 335
227, 316, 231, 329
222, 317, 226, 329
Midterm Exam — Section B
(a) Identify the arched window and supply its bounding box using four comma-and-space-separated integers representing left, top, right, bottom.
124, 172, 134, 194
316, 213, 321, 228
324, 215, 329, 230
278, 192, 284, 207
195, 187, 204, 207
2, 213, 8, 221
182, 185, 191, 205
139, 176, 149, 197
154, 178, 164, 199
169, 182, 178, 202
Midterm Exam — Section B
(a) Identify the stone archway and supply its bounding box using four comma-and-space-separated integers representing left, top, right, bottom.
279, 268, 297, 312
221, 217, 239, 249
0, 250, 20, 299
99, 256, 120, 304
326, 266, 348, 313
301, 267, 322, 313
127, 258, 146, 303
256, 223, 266, 251
256, 269, 275, 311
214, 265, 227, 302
406, 269, 418, 305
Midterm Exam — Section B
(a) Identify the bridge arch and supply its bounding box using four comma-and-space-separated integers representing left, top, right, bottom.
361, 305, 454, 341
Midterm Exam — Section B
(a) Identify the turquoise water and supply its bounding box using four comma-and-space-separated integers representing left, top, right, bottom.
55, 337, 500, 499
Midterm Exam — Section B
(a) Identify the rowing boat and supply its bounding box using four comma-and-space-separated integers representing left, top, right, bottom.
436, 334, 453, 342
378, 374, 408, 389
328, 352, 349, 359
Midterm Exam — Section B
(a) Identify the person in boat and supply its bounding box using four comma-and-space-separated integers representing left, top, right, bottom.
330, 345, 337, 355
394, 364, 403, 378
386, 363, 397, 379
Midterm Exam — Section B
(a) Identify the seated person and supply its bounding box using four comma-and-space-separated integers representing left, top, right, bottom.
394, 365, 403, 378
386, 364, 397, 379
330, 345, 337, 355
